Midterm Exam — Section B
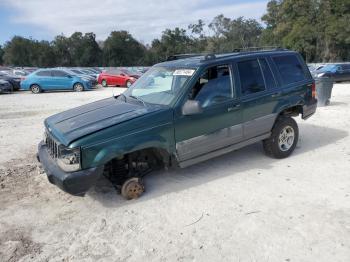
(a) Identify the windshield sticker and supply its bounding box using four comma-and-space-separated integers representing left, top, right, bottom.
173, 69, 195, 76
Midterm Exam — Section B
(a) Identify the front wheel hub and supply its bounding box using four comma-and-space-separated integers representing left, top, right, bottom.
121, 177, 144, 200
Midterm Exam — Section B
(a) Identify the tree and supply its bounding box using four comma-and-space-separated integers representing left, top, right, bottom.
207, 15, 263, 52
33, 41, 57, 67
318, 0, 350, 61
261, 0, 350, 62
52, 35, 71, 66
0, 45, 4, 65
68, 32, 101, 66
102, 31, 146, 66
3, 36, 35, 66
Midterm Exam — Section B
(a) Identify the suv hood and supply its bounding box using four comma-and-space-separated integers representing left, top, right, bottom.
45, 97, 162, 146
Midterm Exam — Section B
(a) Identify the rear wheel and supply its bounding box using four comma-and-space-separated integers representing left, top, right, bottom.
126, 80, 132, 88
73, 83, 84, 92
101, 79, 107, 87
263, 117, 299, 159
30, 84, 41, 94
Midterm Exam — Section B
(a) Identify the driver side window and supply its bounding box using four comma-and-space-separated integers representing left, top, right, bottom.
190, 65, 233, 107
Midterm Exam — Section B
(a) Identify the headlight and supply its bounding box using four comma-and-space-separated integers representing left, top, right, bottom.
317, 73, 325, 77
57, 146, 81, 172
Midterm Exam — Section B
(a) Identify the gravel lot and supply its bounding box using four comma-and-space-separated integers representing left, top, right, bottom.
0, 84, 350, 262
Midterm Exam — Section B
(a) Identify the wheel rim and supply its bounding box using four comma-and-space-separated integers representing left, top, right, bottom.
31, 86, 39, 93
278, 126, 295, 152
75, 84, 83, 92
102, 80, 107, 87
121, 178, 144, 200
126, 81, 132, 88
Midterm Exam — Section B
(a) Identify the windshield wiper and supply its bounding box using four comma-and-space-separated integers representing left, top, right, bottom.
129, 95, 146, 107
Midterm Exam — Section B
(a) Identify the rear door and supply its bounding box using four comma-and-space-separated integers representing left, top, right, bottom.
35, 70, 54, 89
235, 58, 279, 139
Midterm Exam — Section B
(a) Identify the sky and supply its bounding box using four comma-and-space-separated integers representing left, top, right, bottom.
0, 0, 268, 45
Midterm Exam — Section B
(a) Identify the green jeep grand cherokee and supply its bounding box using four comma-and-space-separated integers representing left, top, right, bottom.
38, 49, 317, 199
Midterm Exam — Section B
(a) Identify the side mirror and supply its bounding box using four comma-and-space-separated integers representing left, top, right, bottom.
182, 100, 203, 116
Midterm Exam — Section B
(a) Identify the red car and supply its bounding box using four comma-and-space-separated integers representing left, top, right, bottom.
98, 69, 140, 88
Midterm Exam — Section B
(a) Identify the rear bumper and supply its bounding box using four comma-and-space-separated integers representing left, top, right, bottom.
37, 141, 103, 196
302, 98, 318, 120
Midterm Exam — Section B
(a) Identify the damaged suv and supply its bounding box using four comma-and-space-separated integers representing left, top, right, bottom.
37, 49, 317, 199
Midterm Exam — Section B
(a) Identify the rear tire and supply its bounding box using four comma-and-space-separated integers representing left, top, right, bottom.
101, 80, 107, 87
73, 83, 84, 92
126, 80, 132, 88
30, 84, 41, 94
263, 117, 299, 159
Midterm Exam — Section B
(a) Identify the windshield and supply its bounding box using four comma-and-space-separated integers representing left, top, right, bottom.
124, 66, 196, 106
318, 65, 337, 72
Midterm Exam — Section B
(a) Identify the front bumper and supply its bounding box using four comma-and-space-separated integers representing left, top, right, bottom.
0, 83, 12, 93
302, 98, 318, 120
37, 141, 104, 196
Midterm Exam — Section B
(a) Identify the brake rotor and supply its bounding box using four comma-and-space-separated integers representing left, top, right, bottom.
121, 177, 145, 200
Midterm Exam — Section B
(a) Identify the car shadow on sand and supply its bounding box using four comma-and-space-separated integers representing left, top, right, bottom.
87, 123, 348, 207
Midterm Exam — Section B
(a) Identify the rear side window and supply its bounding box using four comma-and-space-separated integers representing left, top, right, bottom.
273, 55, 306, 85
259, 58, 276, 90
36, 71, 51, 77
237, 59, 265, 95
52, 70, 68, 77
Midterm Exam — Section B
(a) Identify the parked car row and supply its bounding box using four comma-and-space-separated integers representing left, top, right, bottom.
0, 67, 148, 94
308, 63, 350, 82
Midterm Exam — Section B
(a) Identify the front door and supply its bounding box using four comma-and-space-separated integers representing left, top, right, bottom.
174, 64, 243, 162
51, 70, 71, 89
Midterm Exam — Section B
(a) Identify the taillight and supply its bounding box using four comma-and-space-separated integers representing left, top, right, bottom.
311, 82, 316, 98
21, 77, 26, 81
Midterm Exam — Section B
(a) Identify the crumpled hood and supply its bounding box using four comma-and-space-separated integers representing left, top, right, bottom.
45, 97, 162, 146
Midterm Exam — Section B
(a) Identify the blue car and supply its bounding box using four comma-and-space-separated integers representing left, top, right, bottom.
21, 69, 93, 94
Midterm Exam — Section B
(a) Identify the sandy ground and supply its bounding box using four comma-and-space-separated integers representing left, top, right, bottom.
0, 84, 349, 262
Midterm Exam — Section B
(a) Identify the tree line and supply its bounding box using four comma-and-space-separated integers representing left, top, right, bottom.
0, 0, 349, 67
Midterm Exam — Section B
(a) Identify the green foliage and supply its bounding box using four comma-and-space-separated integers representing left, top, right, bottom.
0, 45, 4, 65
261, 0, 350, 62
103, 31, 145, 66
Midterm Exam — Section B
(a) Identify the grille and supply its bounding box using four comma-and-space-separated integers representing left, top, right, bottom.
45, 131, 60, 159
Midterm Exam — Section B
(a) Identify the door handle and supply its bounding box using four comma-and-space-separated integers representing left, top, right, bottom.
228, 104, 241, 112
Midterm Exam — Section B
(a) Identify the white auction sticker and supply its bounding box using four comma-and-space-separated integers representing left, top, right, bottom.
173, 69, 195, 76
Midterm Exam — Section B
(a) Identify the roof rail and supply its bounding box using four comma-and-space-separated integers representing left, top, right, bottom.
166, 53, 217, 61
166, 47, 288, 62
232, 46, 288, 53
166, 54, 203, 61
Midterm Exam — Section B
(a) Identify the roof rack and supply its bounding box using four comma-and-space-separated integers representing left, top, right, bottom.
166, 54, 202, 61
166, 53, 216, 61
166, 47, 289, 62
232, 46, 287, 53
